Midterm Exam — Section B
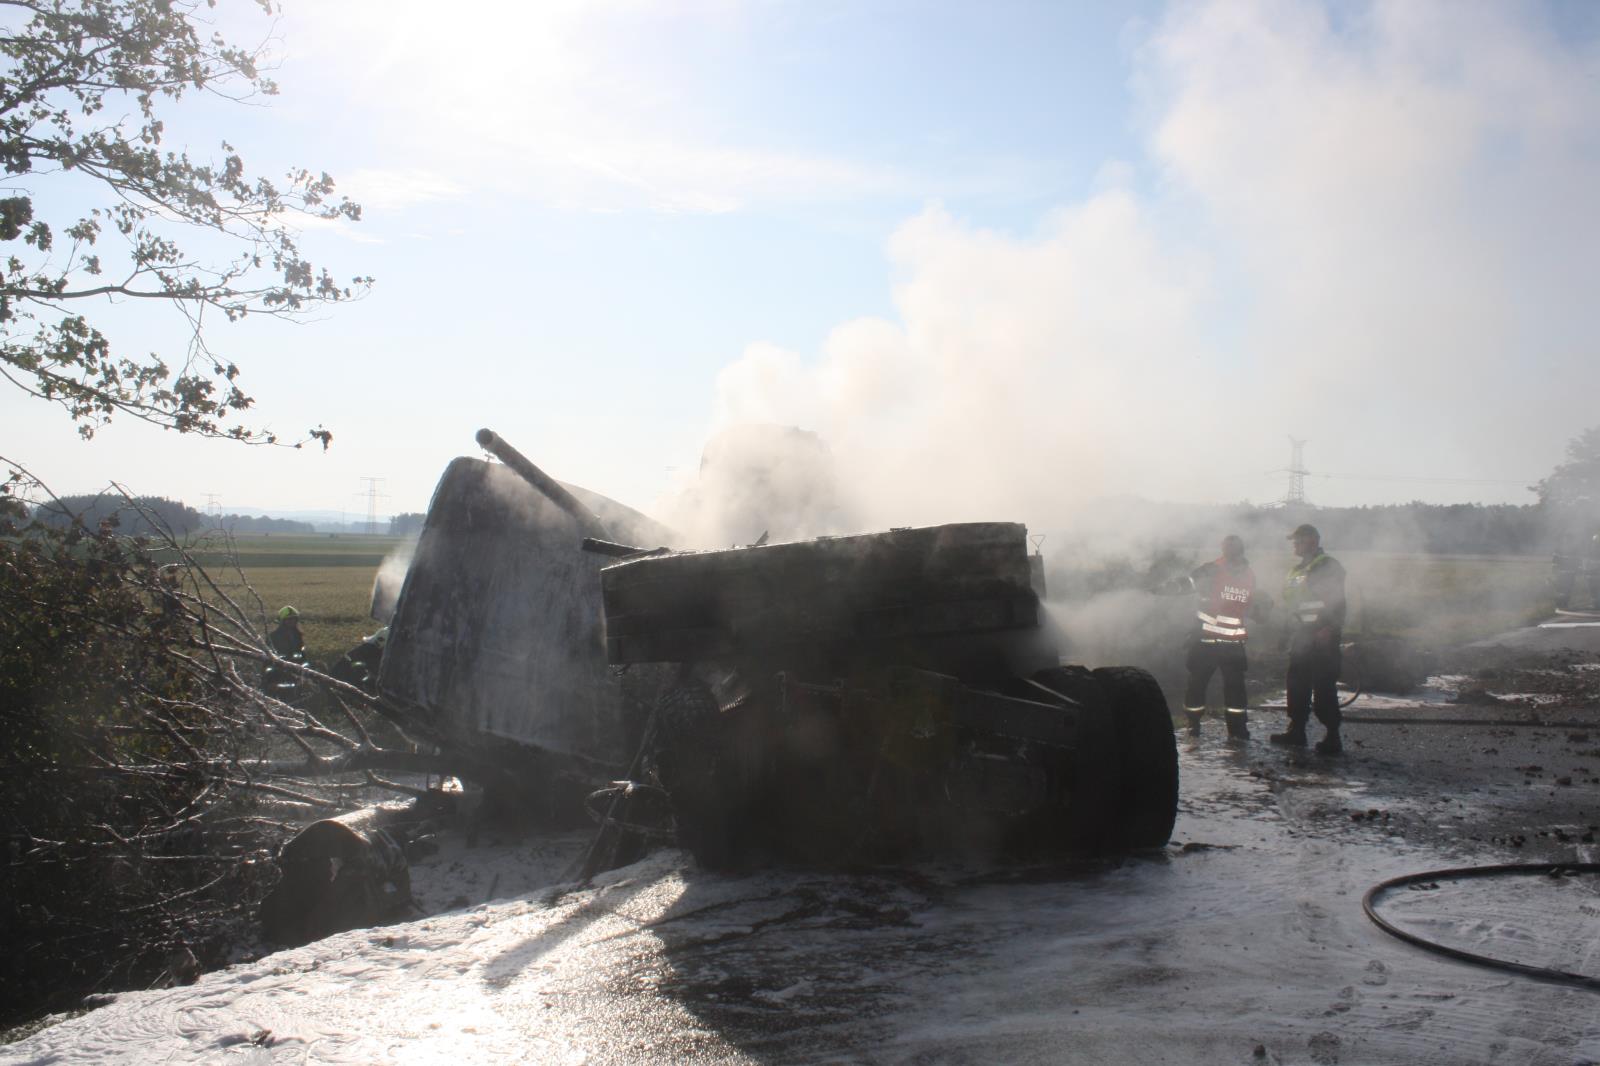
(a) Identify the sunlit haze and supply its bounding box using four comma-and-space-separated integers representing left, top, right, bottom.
5, 0, 1597, 527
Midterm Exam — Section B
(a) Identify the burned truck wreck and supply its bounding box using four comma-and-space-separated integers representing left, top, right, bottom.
378, 430, 1178, 869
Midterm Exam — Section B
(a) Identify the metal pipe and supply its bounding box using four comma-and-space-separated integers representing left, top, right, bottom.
475, 428, 610, 541
581, 537, 656, 559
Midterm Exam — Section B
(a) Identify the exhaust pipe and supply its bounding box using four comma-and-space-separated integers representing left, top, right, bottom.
475, 428, 611, 541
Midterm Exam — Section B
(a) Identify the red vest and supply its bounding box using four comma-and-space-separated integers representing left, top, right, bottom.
1197, 560, 1254, 643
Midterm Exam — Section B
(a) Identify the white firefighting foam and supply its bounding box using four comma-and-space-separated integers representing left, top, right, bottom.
5, 747, 1597, 1066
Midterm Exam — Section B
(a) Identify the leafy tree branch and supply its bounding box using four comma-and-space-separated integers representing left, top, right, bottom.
0, 0, 369, 446
1534, 424, 1600, 525
0, 470, 445, 1026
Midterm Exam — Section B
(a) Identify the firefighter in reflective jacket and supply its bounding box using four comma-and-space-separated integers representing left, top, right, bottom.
1180, 534, 1262, 741
1272, 523, 1348, 755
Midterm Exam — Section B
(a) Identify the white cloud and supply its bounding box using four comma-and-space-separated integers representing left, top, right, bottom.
287, 213, 386, 245
337, 169, 465, 213
266, 171, 461, 244
290, 0, 908, 214
522, 136, 908, 215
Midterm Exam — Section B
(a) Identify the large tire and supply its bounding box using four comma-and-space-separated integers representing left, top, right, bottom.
647, 683, 734, 868
1030, 666, 1121, 854
648, 682, 776, 870
1092, 666, 1179, 849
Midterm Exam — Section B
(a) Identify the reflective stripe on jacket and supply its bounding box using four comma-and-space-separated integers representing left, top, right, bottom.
1283, 550, 1346, 630
1193, 558, 1255, 643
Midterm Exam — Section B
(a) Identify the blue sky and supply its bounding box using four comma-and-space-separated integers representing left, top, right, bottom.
5, 0, 1598, 530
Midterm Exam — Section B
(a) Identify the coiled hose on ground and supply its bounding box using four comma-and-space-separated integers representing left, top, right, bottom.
1363, 863, 1600, 991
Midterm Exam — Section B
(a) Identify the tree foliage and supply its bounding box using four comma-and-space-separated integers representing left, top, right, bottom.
1534, 424, 1600, 529
0, 474, 444, 1027
213, 510, 312, 533
0, 0, 368, 446
30, 493, 319, 533
387, 511, 424, 536
33, 489, 203, 533
0, 485, 254, 1021
0, 2, 396, 1029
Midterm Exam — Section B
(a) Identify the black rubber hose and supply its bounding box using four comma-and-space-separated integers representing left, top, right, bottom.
1341, 714, 1600, 729
1363, 863, 1600, 991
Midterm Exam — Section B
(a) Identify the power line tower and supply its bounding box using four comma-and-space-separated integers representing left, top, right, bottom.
1283, 437, 1310, 507
202, 493, 222, 524
356, 476, 388, 535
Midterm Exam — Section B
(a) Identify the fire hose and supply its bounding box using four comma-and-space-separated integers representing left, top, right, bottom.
1339, 676, 1362, 709
1339, 713, 1599, 728
1363, 863, 1600, 991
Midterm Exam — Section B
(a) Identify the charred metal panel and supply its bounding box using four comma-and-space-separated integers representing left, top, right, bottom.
952, 686, 1078, 748
602, 522, 1039, 665
380, 457, 644, 766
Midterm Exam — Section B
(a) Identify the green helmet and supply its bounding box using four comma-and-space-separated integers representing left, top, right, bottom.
276, 605, 300, 622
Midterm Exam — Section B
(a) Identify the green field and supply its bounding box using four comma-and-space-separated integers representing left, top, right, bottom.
172, 532, 400, 569
197, 536, 1561, 672
193, 534, 403, 664
1254, 550, 1554, 646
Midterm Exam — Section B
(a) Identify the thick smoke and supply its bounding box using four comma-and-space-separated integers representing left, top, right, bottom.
370, 540, 416, 623
671, 0, 1595, 664
696, 0, 1598, 541
698, 195, 1212, 534
656, 424, 848, 548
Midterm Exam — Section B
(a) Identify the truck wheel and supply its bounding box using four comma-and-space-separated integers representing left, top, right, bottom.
648, 683, 732, 868
1030, 666, 1120, 854
1092, 666, 1179, 849
649, 682, 772, 870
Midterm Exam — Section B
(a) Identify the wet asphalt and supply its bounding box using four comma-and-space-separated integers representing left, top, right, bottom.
6, 624, 1600, 1065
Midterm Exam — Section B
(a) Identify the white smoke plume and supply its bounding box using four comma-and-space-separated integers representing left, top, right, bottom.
370, 539, 417, 623
694, 0, 1600, 547
655, 423, 849, 548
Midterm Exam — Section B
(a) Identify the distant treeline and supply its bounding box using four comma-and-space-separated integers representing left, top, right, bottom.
1281, 503, 1552, 555
25, 494, 1564, 557
388, 512, 425, 536
215, 514, 316, 534
30, 495, 314, 536
1220, 502, 1552, 556
1057, 499, 1559, 558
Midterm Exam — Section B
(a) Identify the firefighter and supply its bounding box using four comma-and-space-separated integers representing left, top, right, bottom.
1586, 533, 1600, 610
268, 605, 305, 659
331, 626, 387, 694
1272, 524, 1347, 755
1179, 534, 1261, 740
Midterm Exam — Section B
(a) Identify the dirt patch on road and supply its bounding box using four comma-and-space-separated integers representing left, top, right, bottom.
1244, 639, 1600, 866
1437, 645, 1600, 709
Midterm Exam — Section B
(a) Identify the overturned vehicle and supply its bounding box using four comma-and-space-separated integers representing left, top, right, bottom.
377, 430, 1178, 869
